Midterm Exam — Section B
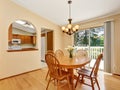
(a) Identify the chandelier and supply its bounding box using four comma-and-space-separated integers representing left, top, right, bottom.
61, 0, 79, 35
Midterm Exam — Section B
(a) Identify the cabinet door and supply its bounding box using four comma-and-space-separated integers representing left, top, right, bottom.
20, 35, 25, 44
32, 36, 36, 45
24, 36, 32, 44
24, 36, 28, 44
12, 34, 18, 39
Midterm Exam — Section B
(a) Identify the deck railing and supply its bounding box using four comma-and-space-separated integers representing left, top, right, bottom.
76, 46, 104, 60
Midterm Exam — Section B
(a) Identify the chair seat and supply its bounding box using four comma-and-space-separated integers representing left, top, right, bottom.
77, 68, 91, 76
77, 68, 97, 78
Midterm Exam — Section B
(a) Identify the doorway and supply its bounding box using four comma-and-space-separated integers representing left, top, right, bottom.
41, 28, 53, 68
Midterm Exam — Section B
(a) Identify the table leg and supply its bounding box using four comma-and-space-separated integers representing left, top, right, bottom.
68, 69, 75, 90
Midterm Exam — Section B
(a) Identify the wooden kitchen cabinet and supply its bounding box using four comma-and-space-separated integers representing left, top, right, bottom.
8, 24, 12, 43
32, 36, 36, 45
12, 34, 36, 44
24, 36, 32, 44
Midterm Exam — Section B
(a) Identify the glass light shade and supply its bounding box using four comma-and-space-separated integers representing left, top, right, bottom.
67, 24, 72, 29
62, 26, 65, 30
65, 28, 69, 32
72, 27, 76, 31
75, 25, 79, 29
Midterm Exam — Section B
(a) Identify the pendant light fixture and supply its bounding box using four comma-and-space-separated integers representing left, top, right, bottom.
61, 0, 79, 35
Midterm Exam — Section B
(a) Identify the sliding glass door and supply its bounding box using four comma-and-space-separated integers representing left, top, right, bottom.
74, 26, 104, 70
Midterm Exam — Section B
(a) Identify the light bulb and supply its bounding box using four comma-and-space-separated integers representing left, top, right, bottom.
75, 25, 79, 29
72, 28, 76, 31
65, 28, 68, 32
67, 24, 72, 29
61, 26, 65, 30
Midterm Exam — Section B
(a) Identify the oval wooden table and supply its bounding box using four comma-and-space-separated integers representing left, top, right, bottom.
58, 56, 91, 90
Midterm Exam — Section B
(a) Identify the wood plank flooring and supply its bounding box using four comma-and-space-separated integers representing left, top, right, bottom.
0, 68, 120, 90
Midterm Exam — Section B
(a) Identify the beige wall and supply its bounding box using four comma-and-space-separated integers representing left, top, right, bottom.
63, 14, 120, 75
62, 34, 73, 55
0, 0, 63, 79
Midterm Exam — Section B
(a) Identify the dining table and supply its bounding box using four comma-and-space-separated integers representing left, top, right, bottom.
58, 55, 91, 90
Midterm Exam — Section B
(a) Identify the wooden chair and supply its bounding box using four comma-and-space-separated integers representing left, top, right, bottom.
75, 54, 103, 90
55, 49, 64, 59
55, 49, 67, 71
45, 50, 55, 80
75, 49, 88, 69
45, 54, 71, 90
75, 49, 88, 58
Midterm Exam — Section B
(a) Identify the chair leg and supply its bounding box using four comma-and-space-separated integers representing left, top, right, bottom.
46, 77, 51, 90
57, 80, 60, 90
45, 70, 49, 80
75, 74, 80, 88
81, 75, 84, 82
90, 77, 94, 90
54, 79, 58, 86
54, 79, 56, 85
95, 78, 100, 90
67, 76, 71, 90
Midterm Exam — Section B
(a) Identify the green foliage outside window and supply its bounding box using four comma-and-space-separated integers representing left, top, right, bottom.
74, 26, 104, 47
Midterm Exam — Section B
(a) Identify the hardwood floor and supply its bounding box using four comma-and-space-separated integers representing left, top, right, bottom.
0, 68, 120, 90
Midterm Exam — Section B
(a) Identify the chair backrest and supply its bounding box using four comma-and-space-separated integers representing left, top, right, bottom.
90, 54, 103, 77
55, 49, 64, 59
45, 53, 61, 77
75, 49, 88, 57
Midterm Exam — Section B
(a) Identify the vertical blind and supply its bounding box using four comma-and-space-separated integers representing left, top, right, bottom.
104, 21, 114, 73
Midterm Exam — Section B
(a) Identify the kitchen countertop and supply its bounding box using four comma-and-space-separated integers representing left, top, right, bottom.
7, 48, 38, 52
